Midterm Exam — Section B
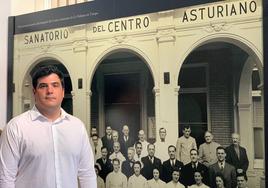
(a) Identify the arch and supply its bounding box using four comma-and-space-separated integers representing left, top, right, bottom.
175, 34, 263, 82
21, 54, 73, 114
88, 44, 157, 89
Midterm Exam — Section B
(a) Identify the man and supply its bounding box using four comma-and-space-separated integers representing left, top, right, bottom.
106, 158, 127, 188
162, 145, 184, 183
96, 146, 113, 182
141, 143, 162, 180
236, 173, 248, 188
154, 127, 169, 161
181, 149, 209, 187
119, 125, 135, 158
90, 134, 102, 161
137, 130, 149, 157
101, 126, 113, 155
225, 133, 249, 174
134, 141, 143, 163
199, 131, 221, 167
166, 168, 184, 188
109, 141, 126, 165
176, 125, 197, 165
121, 147, 135, 178
0, 66, 96, 188
128, 161, 147, 188
89, 127, 103, 153
209, 146, 236, 188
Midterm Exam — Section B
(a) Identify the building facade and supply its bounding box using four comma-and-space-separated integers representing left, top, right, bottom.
12, 0, 264, 186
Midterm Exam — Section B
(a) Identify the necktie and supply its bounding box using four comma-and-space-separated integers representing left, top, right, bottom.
220, 162, 224, 171
172, 160, 175, 167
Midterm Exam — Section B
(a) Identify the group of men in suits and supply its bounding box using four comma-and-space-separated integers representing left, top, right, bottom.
90, 125, 249, 188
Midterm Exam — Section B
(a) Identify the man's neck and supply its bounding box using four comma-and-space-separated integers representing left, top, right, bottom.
36, 105, 61, 121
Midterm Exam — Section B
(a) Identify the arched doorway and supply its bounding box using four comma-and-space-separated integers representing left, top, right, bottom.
90, 51, 155, 140
22, 59, 73, 114
178, 42, 263, 147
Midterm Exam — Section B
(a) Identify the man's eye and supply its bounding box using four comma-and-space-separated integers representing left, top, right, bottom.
52, 83, 60, 87
38, 84, 47, 88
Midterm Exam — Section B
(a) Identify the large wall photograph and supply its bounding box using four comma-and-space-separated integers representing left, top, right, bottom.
8, 0, 265, 187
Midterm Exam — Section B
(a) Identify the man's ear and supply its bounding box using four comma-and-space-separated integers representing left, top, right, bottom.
33, 88, 36, 94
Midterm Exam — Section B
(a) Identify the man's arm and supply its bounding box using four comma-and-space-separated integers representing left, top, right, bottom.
78, 127, 97, 188
176, 138, 181, 161
0, 123, 20, 188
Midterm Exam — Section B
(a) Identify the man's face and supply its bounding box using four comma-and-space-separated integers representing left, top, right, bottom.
135, 144, 142, 155
113, 161, 120, 172
232, 134, 240, 146
153, 169, 159, 180
194, 172, 202, 184
172, 171, 180, 182
33, 73, 64, 113
112, 132, 119, 142
148, 145, 155, 157
237, 176, 247, 188
106, 126, 112, 136
204, 132, 213, 143
113, 142, 120, 153
168, 146, 176, 159
122, 126, 129, 136
133, 163, 141, 175
217, 149, 226, 162
92, 136, 98, 146
190, 150, 198, 162
183, 128, 191, 138
91, 128, 97, 136
127, 149, 134, 160
138, 131, 145, 141
101, 148, 108, 158
159, 129, 166, 140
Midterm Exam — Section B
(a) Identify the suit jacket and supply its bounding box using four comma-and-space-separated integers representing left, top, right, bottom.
225, 144, 249, 172
121, 160, 135, 178
119, 136, 135, 158
209, 162, 236, 188
96, 158, 113, 182
141, 156, 162, 180
181, 162, 209, 186
101, 135, 114, 155
162, 159, 184, 183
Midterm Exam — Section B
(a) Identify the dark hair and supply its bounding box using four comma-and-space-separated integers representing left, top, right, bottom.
172, 167, 181, 174
168, 145, 176, 151
32, 65, 65, 89
237, 172, 248, 181
133, 161, 142, 168
190, 148, 199, 155
216, 146, 226, 153
135, 141, 142, 148
101, 146, 108, 151
215, 172, 226, 187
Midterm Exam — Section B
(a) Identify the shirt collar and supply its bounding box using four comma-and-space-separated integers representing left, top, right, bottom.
30, 105, 70, 122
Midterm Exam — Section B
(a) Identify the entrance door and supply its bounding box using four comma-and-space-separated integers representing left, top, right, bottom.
104, 73, 140, 139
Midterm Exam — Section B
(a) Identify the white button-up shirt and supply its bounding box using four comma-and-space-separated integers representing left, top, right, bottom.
0, 106, 96, 188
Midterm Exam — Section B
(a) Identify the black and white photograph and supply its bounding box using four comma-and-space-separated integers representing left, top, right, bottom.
0, 0, 266, 187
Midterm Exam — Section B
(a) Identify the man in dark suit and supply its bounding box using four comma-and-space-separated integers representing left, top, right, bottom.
162, 145, 184, 183
141, 143, 162, 180
119, 125, 135, 158
121, 147, 135, 178
181, 148, 209, 186
225, 133, 249, 174
96, 146, 113, 182
101, 126, 113, 155
209, 146, 236, 188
